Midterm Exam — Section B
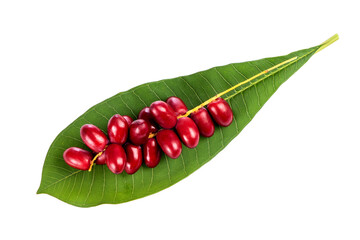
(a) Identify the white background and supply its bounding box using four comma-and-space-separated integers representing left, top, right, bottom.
1, 0, 359, 239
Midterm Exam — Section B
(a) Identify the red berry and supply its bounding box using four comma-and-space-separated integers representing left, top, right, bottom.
150, 101, 177, 129
124, 143, 143, 174
156, 129, 182, 159
80, 124, 108, 152
176, 117, 199, 148
207, 98, 233, 127
190, 107, 215, 137
149, 125, 158, 133
96, 152, 106, 165
166, 96, 188, 116
63, 147, 92, 171
138, 107, 158, 133
105, 144, 126, 174
107, 114, 128, 145
138, 107, 152, 121
122, 115, 133, 125
143, 138, 161, 168
129, 119, 151, 145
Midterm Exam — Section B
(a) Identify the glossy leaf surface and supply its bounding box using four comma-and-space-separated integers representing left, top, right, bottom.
37, 36, 336, 207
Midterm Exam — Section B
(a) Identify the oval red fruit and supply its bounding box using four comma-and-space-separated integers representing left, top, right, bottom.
129, 119, 151, 145
176, 117, 199, 148
156, 129, 182, 159
190, 107, 215, 137
166, 96, 188, 116
138, 107, 153, 121
149, 124, 157, 133
80, 124, 108, 152
138, 107, 158, 133
207, 98, 233, 127
105, 144, 126, 174
107, 114, 128, 145
96, 151, 106, 165
124, 143, 142, 174
143, 138, 162, 168
150, 101, 177, 129
63, 147, 92, 171
122, 115, 133, 126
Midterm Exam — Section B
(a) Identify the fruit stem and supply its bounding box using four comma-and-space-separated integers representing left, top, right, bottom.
149, 132, 157, 138
148, 34, 339, 139
178, 56, 298, 118
88, 145, 108, 171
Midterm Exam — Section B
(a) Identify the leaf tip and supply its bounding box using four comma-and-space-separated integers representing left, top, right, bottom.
36, 187, 43, 194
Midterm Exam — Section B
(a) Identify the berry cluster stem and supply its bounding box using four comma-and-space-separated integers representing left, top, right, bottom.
147, 34, 339, 139
88, 145, 108, 172
148, 132, 157, 138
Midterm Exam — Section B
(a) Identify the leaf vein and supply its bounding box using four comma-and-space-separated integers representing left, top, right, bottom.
83, 166, 96, 206
39, 170, 81, 191
180, 77, 203, 103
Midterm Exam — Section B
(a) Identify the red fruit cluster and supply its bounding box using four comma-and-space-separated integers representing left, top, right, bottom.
63, 96, 233, 174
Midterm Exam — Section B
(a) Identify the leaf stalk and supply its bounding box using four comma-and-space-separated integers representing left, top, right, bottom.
315, 34, 339, 53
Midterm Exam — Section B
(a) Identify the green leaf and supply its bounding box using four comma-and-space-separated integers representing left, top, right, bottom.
37, 35, 338, 207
